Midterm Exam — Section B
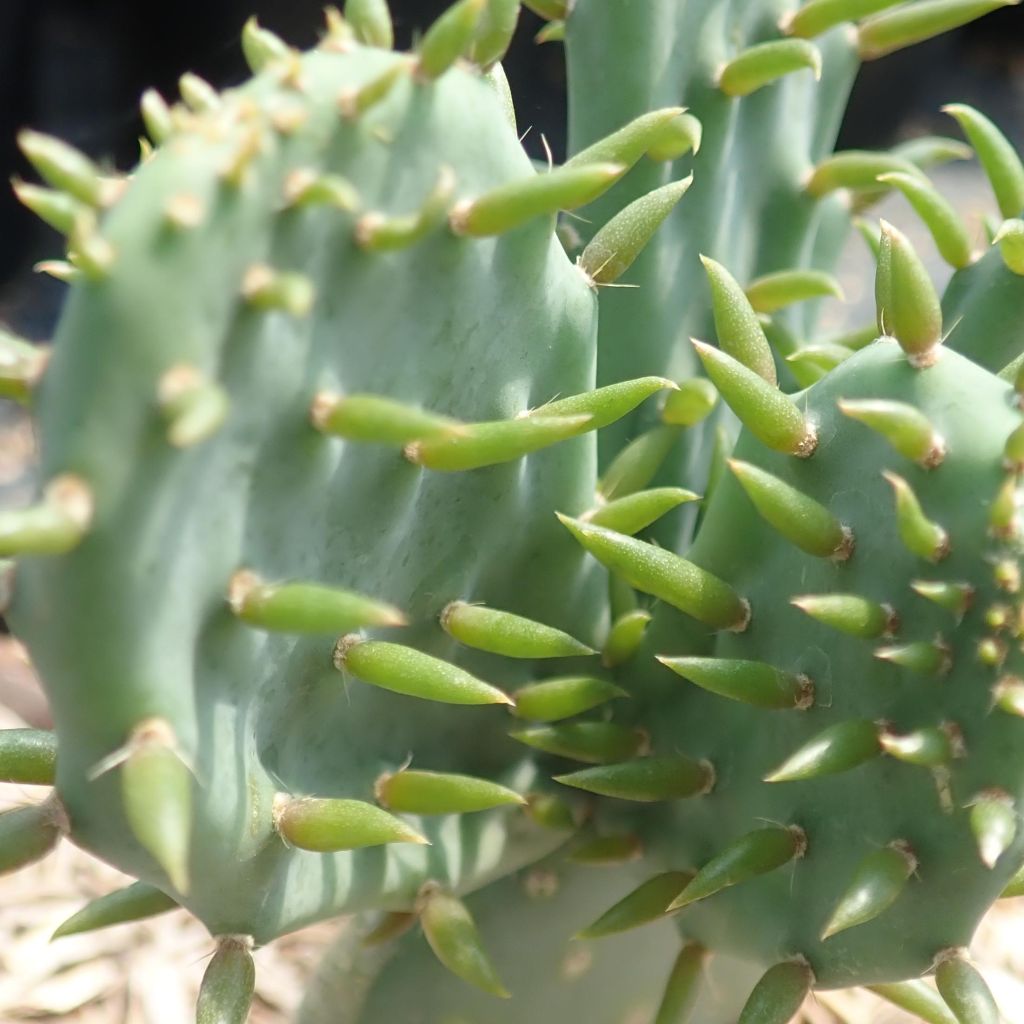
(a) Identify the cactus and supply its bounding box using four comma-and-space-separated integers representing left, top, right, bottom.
3, 0, 1024, 1021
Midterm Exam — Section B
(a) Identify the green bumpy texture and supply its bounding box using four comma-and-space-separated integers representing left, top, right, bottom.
6, 0, 1024, 1021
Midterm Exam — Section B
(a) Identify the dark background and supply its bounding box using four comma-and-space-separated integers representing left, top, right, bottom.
0, 1, 1022, 337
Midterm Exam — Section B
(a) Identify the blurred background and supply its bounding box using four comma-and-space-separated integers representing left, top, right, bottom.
1, 5, 1024, 1021
0, 0, 1022, 339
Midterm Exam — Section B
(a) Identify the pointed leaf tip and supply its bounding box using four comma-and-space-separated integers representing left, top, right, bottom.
718, 39, 822, 97
275, 795, 428, 851
419, 884, 510, 998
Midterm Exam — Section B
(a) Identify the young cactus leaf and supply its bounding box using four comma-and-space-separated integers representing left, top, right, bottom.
568, 833, 643, 865
876, 221, 943, 364
994, 219, 1024, 275
522, 0, 569, 18
140, 89, 173, 144
404, 413, 591, 471
576, 871, 694, 939
450, 162, 624, 237
469, 0, 520, 68
511, 676, 626, 722
654, 942, 707, 1024
821, 842, 917, 940
806, 151, 923, 198
241, 17, 292, 72
11, 180, 88, 236
418, 884, 510, 998
944, 104, 1024, 218
0, 474, 93, 557
0, 729, 57, 785
1000, 862, 1024, 898
602, 609, 652, 667
523, 793, 577, 831
879, 724, 960, 766
509, 722, 647, 764
533, 376, 678, 430
658, 656, 814, 710
667, 826, 806, 910
968, 790, 1017, 867
583, 488, 700, 536
875, 638, 952, 676
229, 571, 405, 634
283, 169, 359, 211
274, 795, 428, 851
52, 880, 178, 939
416, 0, 486, 81
344, 0, 394, 47
787, 344, 854, 385
196, 936, 256, 1024
691, 340, 817, 457
579, 177, 693, 285
338, 62, 409, 118
566, 107, 689, 170
555, 754, 714, 802
17, 130, 114, 207
374, 769, 524, 813
765, 719, 881, 782
355, 167, 455, 250
859, 1, 1021, 61
745, 269, 845, 314
121, 719, 192, 893
157, 364, 229, 448
0, 798, 64, 876
791, 594, 897, 638
737, 960, 815, 1024
557, 515, 750, 631
839, 399, 946, 467
241, 265, 315, 317
0, 330, 48, 404
934, 953, 1001, 1024
441, 600, 594, 658
701, 256, 777, 384
333, 636, 512, 705
717, 39, 822, 97
911, 580, 974, 619
179, 73, 221, 113
311, 391, 465, 444
662, 378, 718, 427
868, 982, 960, 1024
783, 0, 905, 39
883, 471, 950, 561
598, 426, 679, 499
728, 459, 853, 559
875, 172, 973, 269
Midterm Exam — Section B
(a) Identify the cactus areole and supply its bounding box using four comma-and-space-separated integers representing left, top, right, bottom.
4, 1, 1024, 1022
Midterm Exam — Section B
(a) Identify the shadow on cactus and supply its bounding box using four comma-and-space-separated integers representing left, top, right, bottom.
3, 0, 1024, 1021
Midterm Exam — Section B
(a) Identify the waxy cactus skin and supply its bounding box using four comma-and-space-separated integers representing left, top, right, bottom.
3, 1, 1024, 1021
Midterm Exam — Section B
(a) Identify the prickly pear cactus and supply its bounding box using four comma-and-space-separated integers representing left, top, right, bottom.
4, 1, 1024, 1022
